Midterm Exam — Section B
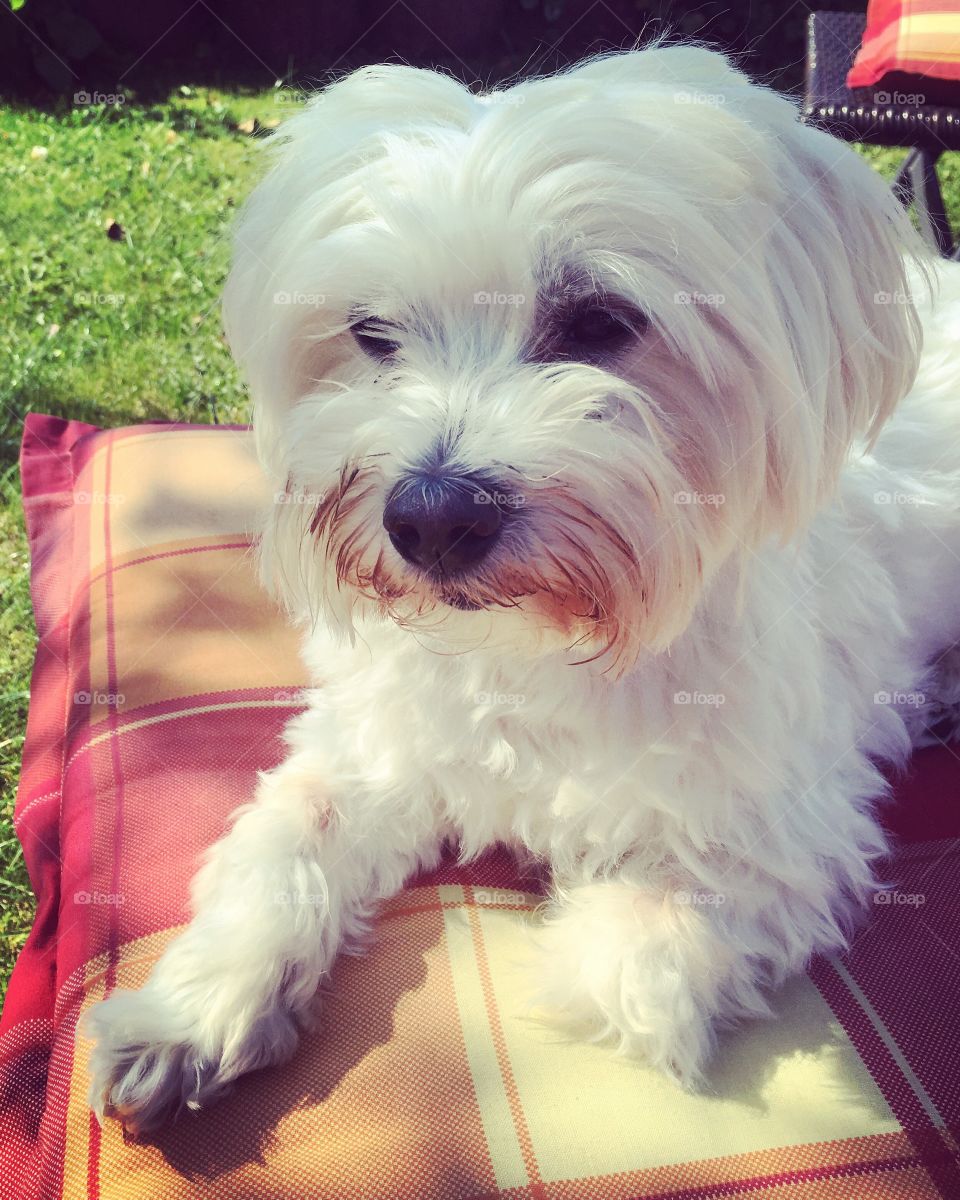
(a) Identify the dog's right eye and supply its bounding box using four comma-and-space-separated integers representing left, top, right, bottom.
352, 317, 401, 361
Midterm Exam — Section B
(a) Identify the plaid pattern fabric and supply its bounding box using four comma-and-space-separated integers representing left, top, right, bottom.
2, 413, 959, 1199
847, 0, 960, 89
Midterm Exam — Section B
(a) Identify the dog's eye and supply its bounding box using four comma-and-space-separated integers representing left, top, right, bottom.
352, 317, 401, 360
567, 306, 623, 343
559, 301, 647, 356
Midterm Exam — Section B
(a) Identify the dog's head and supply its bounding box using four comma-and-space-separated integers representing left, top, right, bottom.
224, 47, 922, 672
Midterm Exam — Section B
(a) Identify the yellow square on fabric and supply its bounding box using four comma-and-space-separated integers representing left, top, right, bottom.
80, 430, 265, 575
470, 906, 900, 1186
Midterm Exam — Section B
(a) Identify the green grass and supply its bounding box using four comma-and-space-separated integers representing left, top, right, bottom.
858, 144, 960, 235
0, 85, 280, 992
0, 93, 959, 996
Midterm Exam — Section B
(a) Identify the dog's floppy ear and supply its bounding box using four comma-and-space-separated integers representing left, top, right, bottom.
222, 65, 476, 479
740, 71, 925, 532
567, 47, 926, 537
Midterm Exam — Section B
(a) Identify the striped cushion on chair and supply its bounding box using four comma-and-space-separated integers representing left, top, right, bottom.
848, 0, 960, 98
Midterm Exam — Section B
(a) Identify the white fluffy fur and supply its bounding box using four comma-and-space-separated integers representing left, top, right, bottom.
86, 46, 960, 1132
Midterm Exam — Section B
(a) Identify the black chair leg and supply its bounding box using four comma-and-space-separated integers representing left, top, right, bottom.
892, 148, 918, 209
903, 149, 954, 257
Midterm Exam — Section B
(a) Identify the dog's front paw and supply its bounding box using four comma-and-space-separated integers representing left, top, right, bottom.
85, 984, 301, 1135
85, 988, 232, 1136
533, 944, 715, 1086
530, 881, 757, 1087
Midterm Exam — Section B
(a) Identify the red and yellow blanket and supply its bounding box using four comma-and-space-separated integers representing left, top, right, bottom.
2, 414, 959, 1199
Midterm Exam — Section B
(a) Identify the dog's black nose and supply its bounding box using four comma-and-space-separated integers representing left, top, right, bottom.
383, 473, 504, 573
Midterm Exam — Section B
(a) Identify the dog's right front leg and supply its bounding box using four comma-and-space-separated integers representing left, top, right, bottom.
86, 728, 435, 1134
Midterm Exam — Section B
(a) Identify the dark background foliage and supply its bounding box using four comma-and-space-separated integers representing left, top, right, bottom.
2, 0, 868, 103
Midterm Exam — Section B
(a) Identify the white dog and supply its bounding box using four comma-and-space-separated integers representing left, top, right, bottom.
87, 46, 960, 1133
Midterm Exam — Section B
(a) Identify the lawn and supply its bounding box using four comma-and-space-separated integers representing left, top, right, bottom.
1, 90, 959, 993
0, 85, 281, 989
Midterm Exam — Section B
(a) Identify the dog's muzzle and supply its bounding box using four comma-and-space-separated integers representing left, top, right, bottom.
383, 472, 506, 575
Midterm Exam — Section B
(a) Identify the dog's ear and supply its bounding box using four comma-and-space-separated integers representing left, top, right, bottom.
566, 48, 926, 538
736, 71, 925, 535
222, 65, 476, 479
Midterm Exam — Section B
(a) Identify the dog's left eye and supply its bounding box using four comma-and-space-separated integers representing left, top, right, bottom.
352, 317, 401, 360
567, 306, 624, 343
558, 301, 647, 357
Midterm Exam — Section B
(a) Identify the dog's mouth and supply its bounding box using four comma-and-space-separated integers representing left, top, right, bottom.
421, 563, 502, 612
433, 578, 538, 613
431, 575, 490, 611
439, 591, 483, 611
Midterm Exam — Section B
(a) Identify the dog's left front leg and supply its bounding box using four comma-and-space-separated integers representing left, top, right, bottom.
530, 877, 772, 1086
86, 741, 434, 1133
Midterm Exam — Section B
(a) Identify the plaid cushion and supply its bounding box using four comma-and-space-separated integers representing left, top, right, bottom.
847, 0, 960, 93
2, 413, 959, 1199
